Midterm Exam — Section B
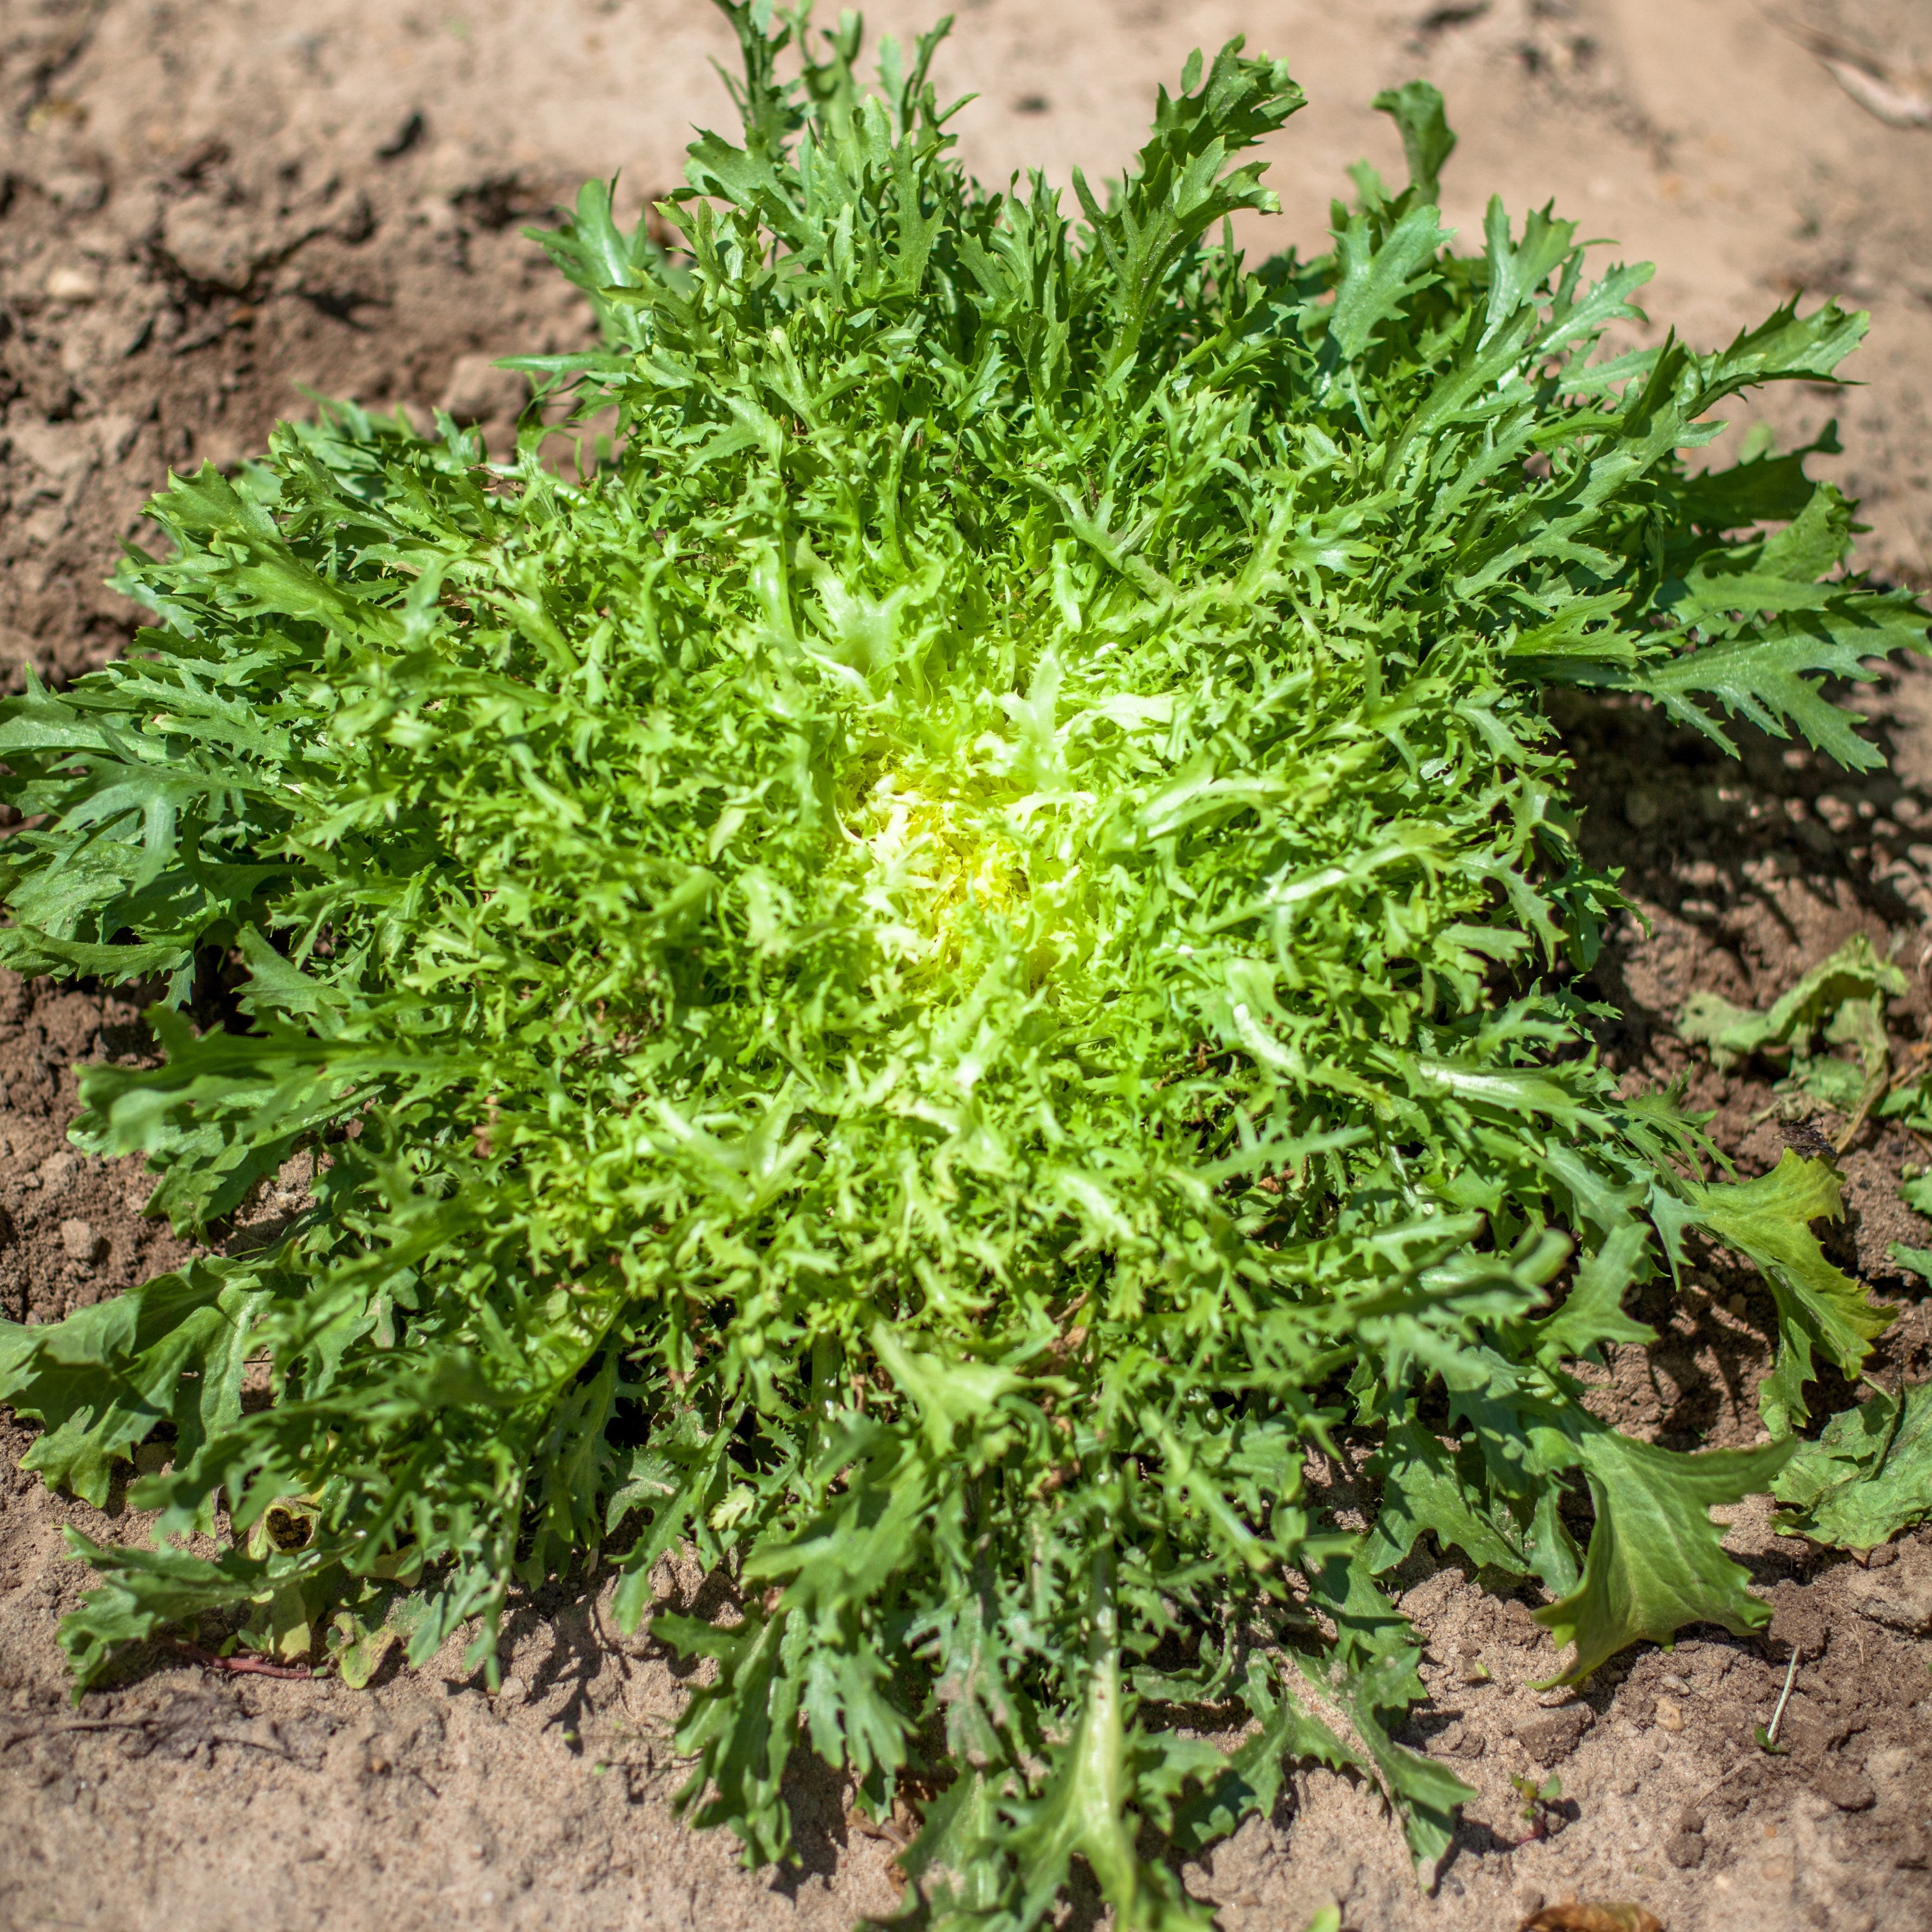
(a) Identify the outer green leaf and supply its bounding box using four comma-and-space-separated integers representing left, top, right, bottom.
1003, 1652, 1207, 1931
1674, 424, 1843, 531
656, 1607, 802, 1863
1306, 1552, 1477, 1869
1772, 1382, 1932, 1549
1890, 1239, 1932, 1280
1371, 80, 1456, 210
1535, 1428, 1793, 1683
1624, 619, 1903, 771
1363, 1416, 1527, 1576
1167, 1669, 1359, 1855
1530, 1221, 1659, 1365
55, 1532, 334, 1691
1654, 1151, 1893, 1435
0, 1263, 271, 1507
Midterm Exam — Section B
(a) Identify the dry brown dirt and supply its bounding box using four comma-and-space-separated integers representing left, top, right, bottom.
3, 3, 1932, 1929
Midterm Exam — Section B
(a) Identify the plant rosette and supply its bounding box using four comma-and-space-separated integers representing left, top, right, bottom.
0, 3, 1924, 1924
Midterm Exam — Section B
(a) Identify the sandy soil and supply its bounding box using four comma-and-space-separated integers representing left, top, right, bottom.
3, 3, 1932, 1929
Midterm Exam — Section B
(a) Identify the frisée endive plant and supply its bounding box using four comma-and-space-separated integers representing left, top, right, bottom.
0, 3, 1923, 1921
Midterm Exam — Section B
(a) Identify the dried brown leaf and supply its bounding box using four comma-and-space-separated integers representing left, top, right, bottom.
1522, 1904, 1665, 1932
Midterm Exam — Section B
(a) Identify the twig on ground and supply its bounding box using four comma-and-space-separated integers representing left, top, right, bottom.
1689, 1756, 1753, 1808
164, 1638, 312, 1679
1758, 5, 1932, 127
1684, 1645, 1805, 1802
1833, 1040, 1932, 1153
1834, 1074, 1884, 1154
1886, 1042, 1932, 1094
1765, 1646, 1800, 1748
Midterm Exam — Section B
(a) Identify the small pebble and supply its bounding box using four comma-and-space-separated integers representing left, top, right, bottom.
44, 265, 99, 303
1655, 1696, 1684, 1733
1811, 1762, 1876, 1811
58, 1218, 101, 1262
1660, 1672, 1691, 1695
